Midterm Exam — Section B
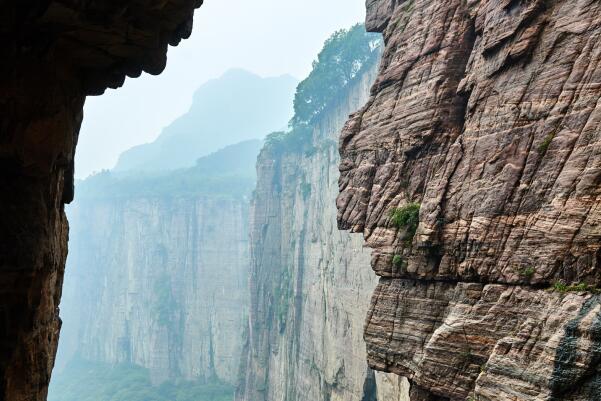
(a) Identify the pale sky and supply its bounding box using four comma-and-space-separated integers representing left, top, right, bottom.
75, 0, 366, 178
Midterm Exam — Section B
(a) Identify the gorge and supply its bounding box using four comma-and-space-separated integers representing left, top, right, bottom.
50, 140, 260, 401
49, 68, 297, 399
235, 26, 408, 401
50, 24, 412, 401
2, 1, 601, 401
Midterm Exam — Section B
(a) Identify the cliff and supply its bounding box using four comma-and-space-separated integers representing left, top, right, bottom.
51, 141, 259, 393
337, 1, 601, 400
237, 26, 409, 401
0, 2, 201, 400
59, 196, 248, 384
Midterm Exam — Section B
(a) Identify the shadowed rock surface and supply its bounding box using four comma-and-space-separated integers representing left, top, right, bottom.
337, 0, 601, 399
0, 1, 201, 400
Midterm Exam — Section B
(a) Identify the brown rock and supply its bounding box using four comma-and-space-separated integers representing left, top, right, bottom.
338, 0, 601, 399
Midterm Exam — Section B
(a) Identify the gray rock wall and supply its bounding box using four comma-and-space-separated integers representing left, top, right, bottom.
57, 195, 249, 385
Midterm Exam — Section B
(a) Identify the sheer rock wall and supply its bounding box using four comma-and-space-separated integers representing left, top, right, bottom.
0, 1, 201, 399
57, 196, 249, 385
337, 0, 601, 400
237, 63, 409, 401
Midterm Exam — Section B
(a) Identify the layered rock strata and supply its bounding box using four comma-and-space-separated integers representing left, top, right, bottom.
0, 1, 201, 400
237, 61, 409, 401
338, 0, 601, 400
57, 194, 249, 385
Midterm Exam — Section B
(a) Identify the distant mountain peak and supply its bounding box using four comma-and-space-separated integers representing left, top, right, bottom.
114, 71, 298, 173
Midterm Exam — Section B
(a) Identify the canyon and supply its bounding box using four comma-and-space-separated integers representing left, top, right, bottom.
48, 67, 297, 398
2, 0, 601, 400
50, 25, 411, 401
53, 140, 260, 390
236, 35, 408, 401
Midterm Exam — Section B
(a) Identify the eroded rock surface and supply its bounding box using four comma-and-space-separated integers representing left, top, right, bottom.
338, 0, 601, 399
0, 2, 201, 400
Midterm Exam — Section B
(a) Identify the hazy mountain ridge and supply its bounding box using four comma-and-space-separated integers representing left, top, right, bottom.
114, 69, 297, 172
78, 139, 262, 200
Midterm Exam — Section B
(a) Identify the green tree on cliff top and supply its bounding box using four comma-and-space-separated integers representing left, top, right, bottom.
291, 24, 382, 126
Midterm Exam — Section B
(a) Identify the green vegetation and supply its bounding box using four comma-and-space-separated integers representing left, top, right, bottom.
48, 358, 234, 401
392, 255, 404, 268
518, 266, 536, 279
265, 24, 382, 157
551, 281, 601, 294
292, 24, 382, 126
389, 203, 421, 243
538, 132, 555, 154
264, 125, 314, 154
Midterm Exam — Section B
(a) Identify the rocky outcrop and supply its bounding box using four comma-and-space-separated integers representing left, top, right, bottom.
0, 2, 201, 400
337, 0, 601, 400
237, 54, 409, 401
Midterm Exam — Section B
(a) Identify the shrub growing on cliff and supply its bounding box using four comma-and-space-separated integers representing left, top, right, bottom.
389, 203, 421, 242
518, 266, 536, 279
392, 255, 404, 268
551, 281, 601, 294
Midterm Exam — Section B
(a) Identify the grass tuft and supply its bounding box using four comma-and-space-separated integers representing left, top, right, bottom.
550, 281, 601, 294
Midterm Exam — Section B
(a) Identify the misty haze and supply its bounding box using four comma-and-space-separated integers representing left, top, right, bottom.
3, 1, 601, 401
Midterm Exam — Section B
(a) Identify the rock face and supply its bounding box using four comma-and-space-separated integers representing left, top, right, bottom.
0, 1, 201, 400
236, 58, 409, 401
337, 0, 601, 400
57, 194, 249, 385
